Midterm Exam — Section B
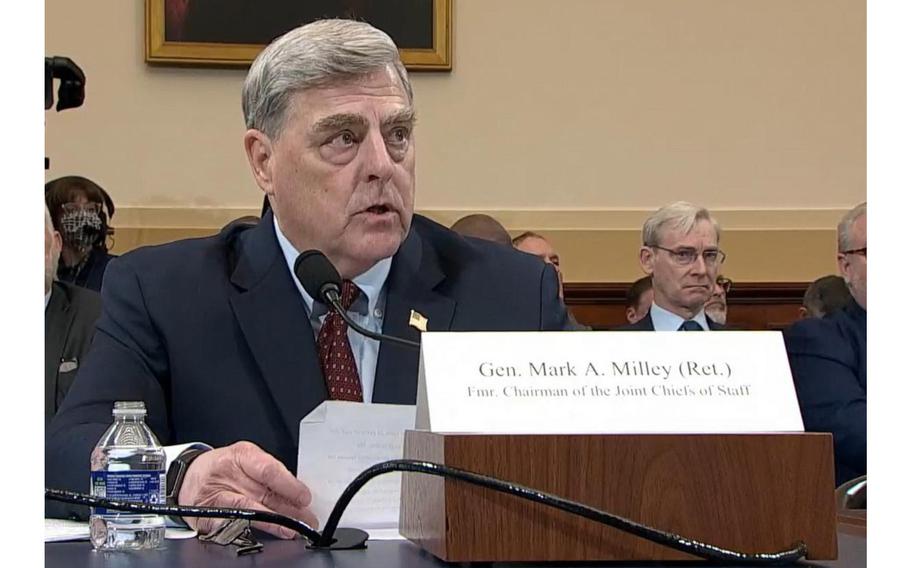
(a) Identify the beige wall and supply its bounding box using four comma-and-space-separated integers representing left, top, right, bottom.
45, 0, 865, 281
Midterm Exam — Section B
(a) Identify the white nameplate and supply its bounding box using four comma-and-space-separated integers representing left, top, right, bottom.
416, 331, 804, 433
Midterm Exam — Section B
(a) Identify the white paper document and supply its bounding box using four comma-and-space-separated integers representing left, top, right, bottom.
44, 518, 197, 542
297, 401, 416, 540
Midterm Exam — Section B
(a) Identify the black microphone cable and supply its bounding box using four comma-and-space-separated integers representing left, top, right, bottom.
46, 458, 808, 564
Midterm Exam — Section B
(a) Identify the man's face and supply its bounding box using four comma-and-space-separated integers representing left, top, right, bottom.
626, 287, 653, 324
837, 214, 866, 309
640, 219, 720, 318
45, 211, 62, 294
246, 66, 416, 278
704, 280, 728, 324
515, 236, 564, 297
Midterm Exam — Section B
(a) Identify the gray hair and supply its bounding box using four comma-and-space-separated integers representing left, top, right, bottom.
837, 202, 866, 252
642, 201, 721, 246
242, 19, 413, 139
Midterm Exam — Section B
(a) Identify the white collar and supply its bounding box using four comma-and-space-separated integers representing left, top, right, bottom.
273, 216, 392, 317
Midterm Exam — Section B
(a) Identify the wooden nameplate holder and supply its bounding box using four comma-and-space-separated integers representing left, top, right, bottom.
399, 431, 837, 562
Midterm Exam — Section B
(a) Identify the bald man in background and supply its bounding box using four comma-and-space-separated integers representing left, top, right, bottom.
450, 214, 512, 247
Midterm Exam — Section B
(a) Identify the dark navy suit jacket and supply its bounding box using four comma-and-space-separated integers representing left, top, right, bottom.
46, 212, 568, 515
784, 298, 866, 485
45, 281, 102, 426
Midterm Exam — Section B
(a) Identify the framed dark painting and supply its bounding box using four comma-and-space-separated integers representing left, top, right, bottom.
146, 0, 452, 70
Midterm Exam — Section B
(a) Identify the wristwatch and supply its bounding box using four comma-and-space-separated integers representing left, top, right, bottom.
166, 447, 210, 506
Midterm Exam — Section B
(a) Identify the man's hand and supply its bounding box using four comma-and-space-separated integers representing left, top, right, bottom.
178, 441, 316, 539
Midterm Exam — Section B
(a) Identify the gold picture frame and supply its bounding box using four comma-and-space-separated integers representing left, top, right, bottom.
145, 0, 452, 71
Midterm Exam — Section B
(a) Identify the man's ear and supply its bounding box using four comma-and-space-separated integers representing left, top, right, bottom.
836, 253, 849, 278
639, 246, 655, 275
244, 129, 276, 196
798, 306, 809, 319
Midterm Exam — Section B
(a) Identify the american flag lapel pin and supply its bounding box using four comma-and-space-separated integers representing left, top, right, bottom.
408, 310, 428, 332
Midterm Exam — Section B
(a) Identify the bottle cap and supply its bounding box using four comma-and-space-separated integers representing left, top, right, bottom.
113, 401, 147, 417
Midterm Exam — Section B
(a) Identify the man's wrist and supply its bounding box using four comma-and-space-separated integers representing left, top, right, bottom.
166, 446, 210, 506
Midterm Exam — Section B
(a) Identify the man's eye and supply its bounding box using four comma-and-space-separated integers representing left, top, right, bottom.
329, 131, 357, 147
675, 250, 696, 262
388, 127, 410, 145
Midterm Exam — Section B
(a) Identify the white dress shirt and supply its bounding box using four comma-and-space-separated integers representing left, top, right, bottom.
649, 302, 712, 332
274, 216, 391, 403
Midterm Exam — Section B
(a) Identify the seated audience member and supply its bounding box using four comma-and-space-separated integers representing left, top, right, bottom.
222, 215, 261, 231
704, 275, 732, 325
616, 202, 726, 331
450, 214, 512, 247
44, 206, 101, 426
784, 203, 866, 485
47, 20, 570, 534
800, 274, 852, 319
45, 176, 117, 292
513, 231, 591, 330
624, 276, 653, 324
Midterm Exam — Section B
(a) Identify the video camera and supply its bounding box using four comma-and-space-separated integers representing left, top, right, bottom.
45, 56, 85, 112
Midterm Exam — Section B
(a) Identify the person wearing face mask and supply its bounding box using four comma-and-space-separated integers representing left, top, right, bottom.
45, 176, 117, 292
784, 202, 866, 485
44, 205, 102, 426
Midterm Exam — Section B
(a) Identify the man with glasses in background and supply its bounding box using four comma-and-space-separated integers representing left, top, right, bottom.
784, 202, 866, 485
705, 275, 733, 326
618, 202, 726, 331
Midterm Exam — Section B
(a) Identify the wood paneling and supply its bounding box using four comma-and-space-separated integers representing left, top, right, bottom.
401, 431, 837, 562
566, 282, 807, 330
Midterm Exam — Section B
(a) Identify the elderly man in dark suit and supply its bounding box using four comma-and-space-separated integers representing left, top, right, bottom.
784, 203, 866, 485
45, 206, 101, 426
616, 202, 726, 331
46, 20, 569, 536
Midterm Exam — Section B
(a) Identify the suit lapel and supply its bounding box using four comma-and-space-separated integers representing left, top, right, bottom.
633, 313, 655, 331
45, 283, 75, 422
373, 225, 455, 404
228, 214, 326, 444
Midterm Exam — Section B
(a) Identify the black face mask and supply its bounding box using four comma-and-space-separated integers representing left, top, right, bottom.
59, 209, 103, 251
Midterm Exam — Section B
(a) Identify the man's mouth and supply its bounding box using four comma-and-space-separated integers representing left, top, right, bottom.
365, 204, 391, 215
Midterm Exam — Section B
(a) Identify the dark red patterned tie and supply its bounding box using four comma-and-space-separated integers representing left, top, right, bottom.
316, 280, 363, 401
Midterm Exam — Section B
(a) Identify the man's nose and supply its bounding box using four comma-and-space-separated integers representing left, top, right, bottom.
361, 130, 395, 183
690, 254, 708, 275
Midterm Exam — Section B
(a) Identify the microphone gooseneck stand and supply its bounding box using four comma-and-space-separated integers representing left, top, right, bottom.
46, 458, 808, 564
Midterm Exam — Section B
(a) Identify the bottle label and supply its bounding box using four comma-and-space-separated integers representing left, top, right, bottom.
90, 471, 166, 516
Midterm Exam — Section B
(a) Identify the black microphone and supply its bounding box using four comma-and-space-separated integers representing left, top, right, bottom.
293, 250, 420, 349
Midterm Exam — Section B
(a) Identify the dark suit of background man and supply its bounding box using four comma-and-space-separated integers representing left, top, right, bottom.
47, 19, 569, 536
45, 206, 101, 426
616, 202, 726, 331
512, 231, 593, 331
784, 203, 866, 485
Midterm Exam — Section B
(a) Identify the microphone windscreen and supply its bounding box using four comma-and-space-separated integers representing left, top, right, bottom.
294, 250, 342, 302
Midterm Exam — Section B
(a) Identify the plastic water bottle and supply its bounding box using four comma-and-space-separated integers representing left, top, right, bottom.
89, 401, 166, 550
